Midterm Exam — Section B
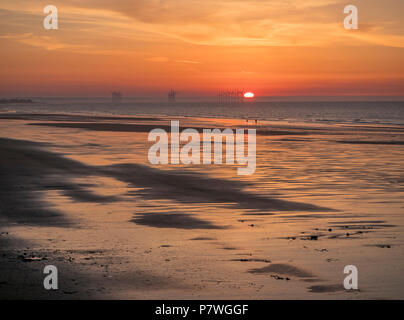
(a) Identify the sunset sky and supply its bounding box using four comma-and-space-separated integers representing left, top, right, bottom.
0, 0, 403, 97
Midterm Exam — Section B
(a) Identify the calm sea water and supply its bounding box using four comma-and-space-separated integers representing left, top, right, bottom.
1, 98, 404, 126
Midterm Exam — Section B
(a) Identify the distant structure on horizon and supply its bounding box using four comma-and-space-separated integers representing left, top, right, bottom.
111, 91, 123, 102
168, 89, 177, 101
0, 98, 35, 104
218, 89, 245, 104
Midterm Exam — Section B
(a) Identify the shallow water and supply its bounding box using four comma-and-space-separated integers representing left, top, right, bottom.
0, 113, 403, 299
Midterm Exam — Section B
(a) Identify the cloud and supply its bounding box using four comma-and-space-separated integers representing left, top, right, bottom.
61, 0, 404, 48
0, 32, 33, 39
1, 0, 403, 49
0, 32, 90, 51
145, 56, 170, 62
145, 57, 201, 64
175, 60, 200, 64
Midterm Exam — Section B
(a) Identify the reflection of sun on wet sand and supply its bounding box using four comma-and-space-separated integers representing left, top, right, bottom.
1, 113, 404, 299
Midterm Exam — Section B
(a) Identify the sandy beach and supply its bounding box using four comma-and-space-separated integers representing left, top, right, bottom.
1, 113, 404, 299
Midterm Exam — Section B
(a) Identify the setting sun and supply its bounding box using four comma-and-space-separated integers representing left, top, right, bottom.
244, 92, 255, 98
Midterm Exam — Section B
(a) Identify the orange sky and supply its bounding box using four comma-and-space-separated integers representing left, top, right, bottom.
0, 0, 403, 97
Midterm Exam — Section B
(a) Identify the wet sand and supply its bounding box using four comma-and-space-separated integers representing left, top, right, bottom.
1, 113, 404, 299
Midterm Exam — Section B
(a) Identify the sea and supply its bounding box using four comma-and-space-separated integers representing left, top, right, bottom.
1, 97, 404, 126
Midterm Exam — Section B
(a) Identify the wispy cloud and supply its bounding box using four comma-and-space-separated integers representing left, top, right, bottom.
146, 56, 170, 62
59, 0, 404, 47
0, 31, 91, 51
146, 57, 201, 64
0, 0, 402, 97
1, 0, 403, 50
175, 60, 200, 64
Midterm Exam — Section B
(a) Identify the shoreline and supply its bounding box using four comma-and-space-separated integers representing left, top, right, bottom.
1, 108, 404, 128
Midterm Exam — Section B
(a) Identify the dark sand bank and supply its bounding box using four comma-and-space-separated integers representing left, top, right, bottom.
0, 137, 332, 229
28, 122, 314, 136
131, 212, 226, 229
26, 119, 404, 141
0, 138, 127, 226
0, 138, 78, 226
0, 139, 189, 299
5, 113, 404, 141
0, 113, 162, 122
103, 163, 333, 214
249, 263, 314, 278
0, 235, 182, 299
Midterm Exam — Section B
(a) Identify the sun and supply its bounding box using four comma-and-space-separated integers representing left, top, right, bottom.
244, 92, 255, 98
